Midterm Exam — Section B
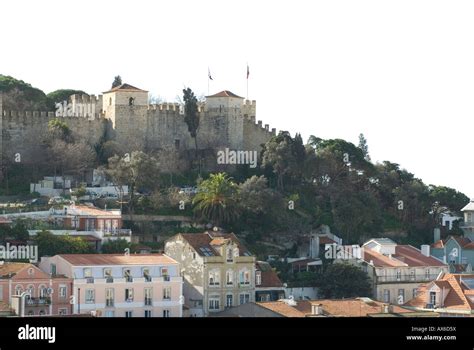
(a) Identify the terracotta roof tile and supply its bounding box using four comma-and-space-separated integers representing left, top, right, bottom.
58, 254, 177, 266
257, 301, 306, 317
318, 237, 336, 245
256, 261, 283, 288
0, 263, 30, 277
206, 90, 243, 99
179, 232, 252, 257
394, 245, 446, 267
103, 83, 148, 94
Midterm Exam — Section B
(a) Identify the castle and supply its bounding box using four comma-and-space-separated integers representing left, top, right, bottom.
0, 83, 276, 168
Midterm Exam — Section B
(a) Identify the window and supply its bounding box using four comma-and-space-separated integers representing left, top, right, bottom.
209, 297, 220, 311
104, 268, 113, 283
397, 289, 405, 304
125, 288, 134, 302
144, 310, 152, 318
0, 286, 3, 301
425, 268, 430, 280
239, 293, 250, 305
39, 285, 48, 298
129, 97, 134, 106
105, 288, 114, 307
123, 268, 133, 282
125, 311, 133, 318
39, 310, 46, 316
58, 285, 66, 298
226, 270, 233, 285
58, 308, 68, 316
28, 268, 34, 276
226, 247, 233, 263
192, 252, 196, 260
410, 269, 415, 281
85, 289, 95, 304
383, 289, 390, 303
84, 268, 92, 278
430, 291, 436, 305
15, 285, 23, 296
144, 287, 153, 306
143, 268, 151, 282
174, 139, 180, 149
27, 285, 34, 298
109, 98, 112, 106
105, 311, 115, 318
256, 271, 262, 286
413, 288, 418, 299
163, 287, 171, 300
209, 270, 220, 286
226, 294, 233, 308
50, 264, 57, 276
161, 267, 170, 281
27, 310, 34, 316
396, 269, 401, 281
163, 309, 170, 318
239, 269, 250, 285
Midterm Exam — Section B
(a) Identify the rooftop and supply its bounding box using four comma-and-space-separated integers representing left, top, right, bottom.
103, 83, 148, 94
256, 261, 284, 288
364, 245, 446, 268
406, 273, 474, 311
461, 201, 474, 212
58, 254, 177, 266
206, 90, 244, 99
178, 231, 252, 257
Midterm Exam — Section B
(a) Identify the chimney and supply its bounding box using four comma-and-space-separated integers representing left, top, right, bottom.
421, 244, 430, 257
434, 228, 441, 243
311, 304, 323, 315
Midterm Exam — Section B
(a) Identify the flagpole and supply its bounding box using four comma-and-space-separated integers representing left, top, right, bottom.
246, 63, 249, 100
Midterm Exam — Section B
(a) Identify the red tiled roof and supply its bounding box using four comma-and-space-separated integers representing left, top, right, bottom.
290, 258, 318, 267
0, 217, 12, 224
318, 236, 336, 245
0, 263, 30, 277
70, 205, 120, 217
103, 83, 148, 94
364, 249, 406, 267
256, 261, 283, 288
394, 245, 446, 267
58, 254, 177, 266
431, 239, 445, 248
206, 90, 243, 99
179, 232, 252, 257
257, 301, 306, 317
406, 273, 474, 311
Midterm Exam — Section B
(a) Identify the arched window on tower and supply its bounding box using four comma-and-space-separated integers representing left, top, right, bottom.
129, 97, 135, 106
109, 97, 112, 106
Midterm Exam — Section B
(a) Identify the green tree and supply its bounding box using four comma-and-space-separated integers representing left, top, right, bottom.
112, 75, 122, 88
358, 133, 371, 162
182, 88, 200, 159
317, 263, 372, 299
192, 173, 239, 227
101, 239, 134, 254
106, 151, 160, 213
34, 230, 94, 256
47, 89, 87, 105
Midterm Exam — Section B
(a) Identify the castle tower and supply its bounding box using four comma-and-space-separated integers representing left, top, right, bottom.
102, 83, 149, 151
205, 90, 244, 117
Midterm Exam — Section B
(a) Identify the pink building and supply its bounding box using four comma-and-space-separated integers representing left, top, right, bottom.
39, 254, 183, 317
0, 263, 73, 316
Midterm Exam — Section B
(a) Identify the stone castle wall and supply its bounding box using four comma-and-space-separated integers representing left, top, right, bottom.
0, 92, 276, 168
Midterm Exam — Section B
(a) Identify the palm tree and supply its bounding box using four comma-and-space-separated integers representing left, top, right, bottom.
192, 173, 240, 227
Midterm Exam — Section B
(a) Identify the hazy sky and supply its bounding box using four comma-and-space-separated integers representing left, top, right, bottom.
1, 0, 473, 198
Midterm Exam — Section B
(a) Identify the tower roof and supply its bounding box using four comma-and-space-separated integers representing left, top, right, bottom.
103, 83, 148, 94
206, 90, 243, 99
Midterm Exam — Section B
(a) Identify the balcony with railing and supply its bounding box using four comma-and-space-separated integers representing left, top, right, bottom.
26, 297, 51, 306
376, 274, 440, 284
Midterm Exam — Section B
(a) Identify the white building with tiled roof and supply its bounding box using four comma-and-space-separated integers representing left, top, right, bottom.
357, 238, 448, 305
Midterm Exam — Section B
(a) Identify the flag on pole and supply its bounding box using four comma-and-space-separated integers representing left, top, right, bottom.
208, 68, 213, 81
246, 64, 250, 79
